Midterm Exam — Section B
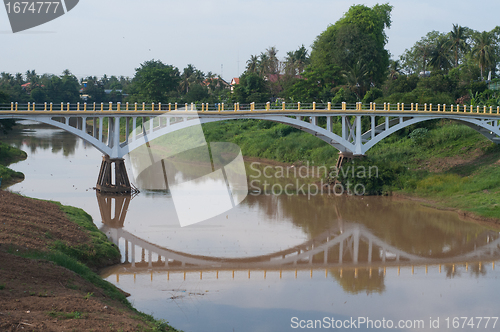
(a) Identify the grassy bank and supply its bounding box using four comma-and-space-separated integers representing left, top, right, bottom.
0, 140, 26, 186
201, 119, 500, 221
368, 120, 500, 219
0, 191, 178, 331
203, 119, 340, 164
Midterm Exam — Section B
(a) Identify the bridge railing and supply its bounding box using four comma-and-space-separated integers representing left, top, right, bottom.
1, 101, 499, 114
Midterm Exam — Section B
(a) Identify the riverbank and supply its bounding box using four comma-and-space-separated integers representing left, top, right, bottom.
0, 190, 178, 331
0, 141, 26, 187
202, 119, 500, 221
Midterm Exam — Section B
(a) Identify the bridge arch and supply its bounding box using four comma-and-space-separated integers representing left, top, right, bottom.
5, 114, 114, 156
361, 115, 500, 154
126, 113, 500, 157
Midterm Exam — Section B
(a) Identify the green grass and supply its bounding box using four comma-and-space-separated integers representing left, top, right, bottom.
0, 141, 27, 186
50, 203, 121, 269
47, 310, 87, 320
0, 141, 27, 166
0, 164, 24, 185
202, 119, 339, 164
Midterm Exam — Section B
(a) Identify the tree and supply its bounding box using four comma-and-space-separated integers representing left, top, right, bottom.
179, 64, 204, 95
265, 46, 280, 76
233, 72, 269, 103
449, 24, 468, 67
81, 77, 106, 103
30, 87, 47, 103
310, 3, 392, 92
472, 31, 495, 80
128, 60, 180, 102
342, 60, 370, 99
399, 31, 446, 75
286, 64, 341, 102
429, 36, 452, 72
284, 45, 310, 76
388, 59, 401, 80
246, 55, 259, 74
60, 70, 80, 102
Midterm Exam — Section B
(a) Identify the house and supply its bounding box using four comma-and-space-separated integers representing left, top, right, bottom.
230, 77, 240, 93
203, 77, 230, 91
21, 82, 43, 93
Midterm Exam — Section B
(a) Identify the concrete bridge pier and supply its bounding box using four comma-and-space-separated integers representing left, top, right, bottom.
95, 155, 133, 194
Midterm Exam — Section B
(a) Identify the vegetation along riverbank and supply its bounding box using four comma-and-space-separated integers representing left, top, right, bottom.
0, 141, 26, 188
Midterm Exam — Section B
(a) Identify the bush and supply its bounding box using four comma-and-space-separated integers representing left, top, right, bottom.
273, 124, 299, 138
409, 127, 428, 145
333, 157, 406, 195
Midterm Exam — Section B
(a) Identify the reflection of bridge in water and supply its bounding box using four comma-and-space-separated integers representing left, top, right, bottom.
98, 194, 500, 279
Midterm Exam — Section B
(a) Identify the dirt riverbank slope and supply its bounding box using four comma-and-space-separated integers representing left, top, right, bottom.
0, 190, 176, 331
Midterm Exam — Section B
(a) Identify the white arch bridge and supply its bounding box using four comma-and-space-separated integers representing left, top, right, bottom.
2, 101, 500, 191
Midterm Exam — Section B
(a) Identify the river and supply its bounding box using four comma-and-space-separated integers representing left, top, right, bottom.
3, 122, 500, 332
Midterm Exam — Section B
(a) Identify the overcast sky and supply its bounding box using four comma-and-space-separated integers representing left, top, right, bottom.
1, 0, 499, 82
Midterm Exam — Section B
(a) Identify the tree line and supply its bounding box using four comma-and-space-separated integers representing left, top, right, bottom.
1, 3, 500, 108
0, 63, 229, 105
234, 4, 500, 108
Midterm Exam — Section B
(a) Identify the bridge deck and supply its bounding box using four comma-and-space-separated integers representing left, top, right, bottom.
1, 109, 500, 117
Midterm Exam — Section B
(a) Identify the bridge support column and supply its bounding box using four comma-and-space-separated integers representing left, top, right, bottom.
96, 192, 131, 227
95, 155, 133, 194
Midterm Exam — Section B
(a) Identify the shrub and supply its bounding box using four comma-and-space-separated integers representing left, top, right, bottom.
409, 127, 428, 145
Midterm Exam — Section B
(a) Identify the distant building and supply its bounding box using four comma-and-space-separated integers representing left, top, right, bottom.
21, 82, 43, 93
202, 77, 230, 91
230, 77, 240, 93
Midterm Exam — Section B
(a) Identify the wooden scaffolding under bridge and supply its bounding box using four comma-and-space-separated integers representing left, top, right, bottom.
96, 155, 133, 194
335, 152, 356, 170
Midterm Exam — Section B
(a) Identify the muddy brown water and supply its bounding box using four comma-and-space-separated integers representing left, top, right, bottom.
3, 122, 500, 332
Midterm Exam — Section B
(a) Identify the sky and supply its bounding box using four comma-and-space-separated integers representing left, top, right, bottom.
1, 0, 499, 82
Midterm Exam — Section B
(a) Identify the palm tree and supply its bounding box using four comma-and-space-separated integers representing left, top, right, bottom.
1, 72, 14, 86
265, 46, 280, 75
342, 61, 369, 100
417, 42, 432, 74
25, 70, 39, 85
180, 64, 204, 94
295, 45, 309, 73
388, 60, 401, 80
472, 31, 495, 80
15, 73, 24, 85
246, 55, 259, 73
257, 53, 269, 77
449, 24, 468, 67
429, 37, 452, 72
285, 45, 310, 76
